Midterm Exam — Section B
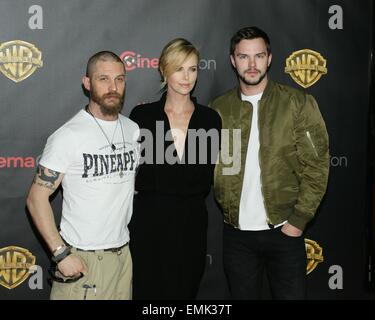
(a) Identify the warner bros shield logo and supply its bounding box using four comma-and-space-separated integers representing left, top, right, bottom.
0, 40, 43, 83
285, 49, 327, 88
0, 246, 36, 289
305, 239, 324, 275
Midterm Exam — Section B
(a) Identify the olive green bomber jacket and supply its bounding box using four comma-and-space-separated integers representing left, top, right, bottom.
210, 80, 329, 230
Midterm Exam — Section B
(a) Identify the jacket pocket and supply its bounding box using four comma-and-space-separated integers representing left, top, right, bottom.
304, 123, 329, 159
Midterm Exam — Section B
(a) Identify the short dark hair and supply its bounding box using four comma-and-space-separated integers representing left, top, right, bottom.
230, 26, 271, 56
86, 51, 124, 77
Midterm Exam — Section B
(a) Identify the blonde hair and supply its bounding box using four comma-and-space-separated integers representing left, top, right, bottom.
158, 38, 200, 88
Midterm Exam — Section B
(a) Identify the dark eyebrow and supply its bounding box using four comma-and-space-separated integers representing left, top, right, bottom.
236, 51, 267, 56
96, 74, 125, 78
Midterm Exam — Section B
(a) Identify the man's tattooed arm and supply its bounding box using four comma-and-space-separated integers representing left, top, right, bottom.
26, 165, 65, 253
33, 165, 62, 191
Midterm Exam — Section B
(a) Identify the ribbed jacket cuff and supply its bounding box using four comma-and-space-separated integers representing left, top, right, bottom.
288, 209, 311, 231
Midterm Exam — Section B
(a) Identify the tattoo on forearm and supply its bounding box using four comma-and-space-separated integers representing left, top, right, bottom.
33, 165, 61, 190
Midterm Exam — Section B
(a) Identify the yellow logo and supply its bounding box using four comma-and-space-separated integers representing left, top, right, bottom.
285, 49, 327, 88
305, 238, 324, 275
0, 246, 36, 289
0, 40, 43, 83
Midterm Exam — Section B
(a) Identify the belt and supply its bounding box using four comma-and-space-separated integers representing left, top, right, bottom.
63, 238, 128, 253
75, 243, 128, 253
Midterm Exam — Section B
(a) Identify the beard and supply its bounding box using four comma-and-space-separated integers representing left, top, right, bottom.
237, 68, 268, 86
90, 88, 125, 116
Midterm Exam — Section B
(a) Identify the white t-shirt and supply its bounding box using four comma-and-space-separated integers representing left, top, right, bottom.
39, 109, 139, 250
239, 93, 285, 231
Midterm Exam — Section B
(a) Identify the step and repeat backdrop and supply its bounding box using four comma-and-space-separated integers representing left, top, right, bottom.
0, 0, 373, 299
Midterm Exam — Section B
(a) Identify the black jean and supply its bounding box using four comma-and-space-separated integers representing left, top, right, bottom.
223, 223, 307, 300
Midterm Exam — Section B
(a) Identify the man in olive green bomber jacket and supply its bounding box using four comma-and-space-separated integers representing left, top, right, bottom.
210, 26, 329, 300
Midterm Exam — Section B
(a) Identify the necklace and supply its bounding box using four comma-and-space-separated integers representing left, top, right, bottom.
86, 106, 126, 178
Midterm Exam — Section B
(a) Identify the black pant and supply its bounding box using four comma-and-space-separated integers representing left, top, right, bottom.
223, 223, 307, 300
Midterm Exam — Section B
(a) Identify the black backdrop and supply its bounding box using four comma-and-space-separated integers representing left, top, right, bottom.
0, 0, 374, 300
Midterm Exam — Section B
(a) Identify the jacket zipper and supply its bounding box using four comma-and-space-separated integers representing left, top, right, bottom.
306, 131, 319, 158
234, 100, 252, 228
257, 99, 270, 224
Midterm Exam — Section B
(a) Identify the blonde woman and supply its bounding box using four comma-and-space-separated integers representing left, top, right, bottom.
129, 39, 221, 299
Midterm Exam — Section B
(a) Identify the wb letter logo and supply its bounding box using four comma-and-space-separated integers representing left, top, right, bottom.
0, 246, 36, 289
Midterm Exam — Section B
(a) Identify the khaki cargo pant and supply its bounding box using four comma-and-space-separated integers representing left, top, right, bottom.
50, 245, 132, 300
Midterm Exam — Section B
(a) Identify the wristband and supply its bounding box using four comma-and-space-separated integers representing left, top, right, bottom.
52, 244, 66, 256
51, 246, 71, 263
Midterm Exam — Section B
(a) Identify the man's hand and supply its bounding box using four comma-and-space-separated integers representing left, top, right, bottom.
57, 254, 87, 278
281, 222, 303, 237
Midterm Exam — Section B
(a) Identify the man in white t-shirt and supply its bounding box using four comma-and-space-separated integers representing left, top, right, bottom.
26, 51, 139, 300
211, 27, 329, 299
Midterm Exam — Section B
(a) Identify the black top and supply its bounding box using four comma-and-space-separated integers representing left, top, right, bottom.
129, 94, 222, 197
